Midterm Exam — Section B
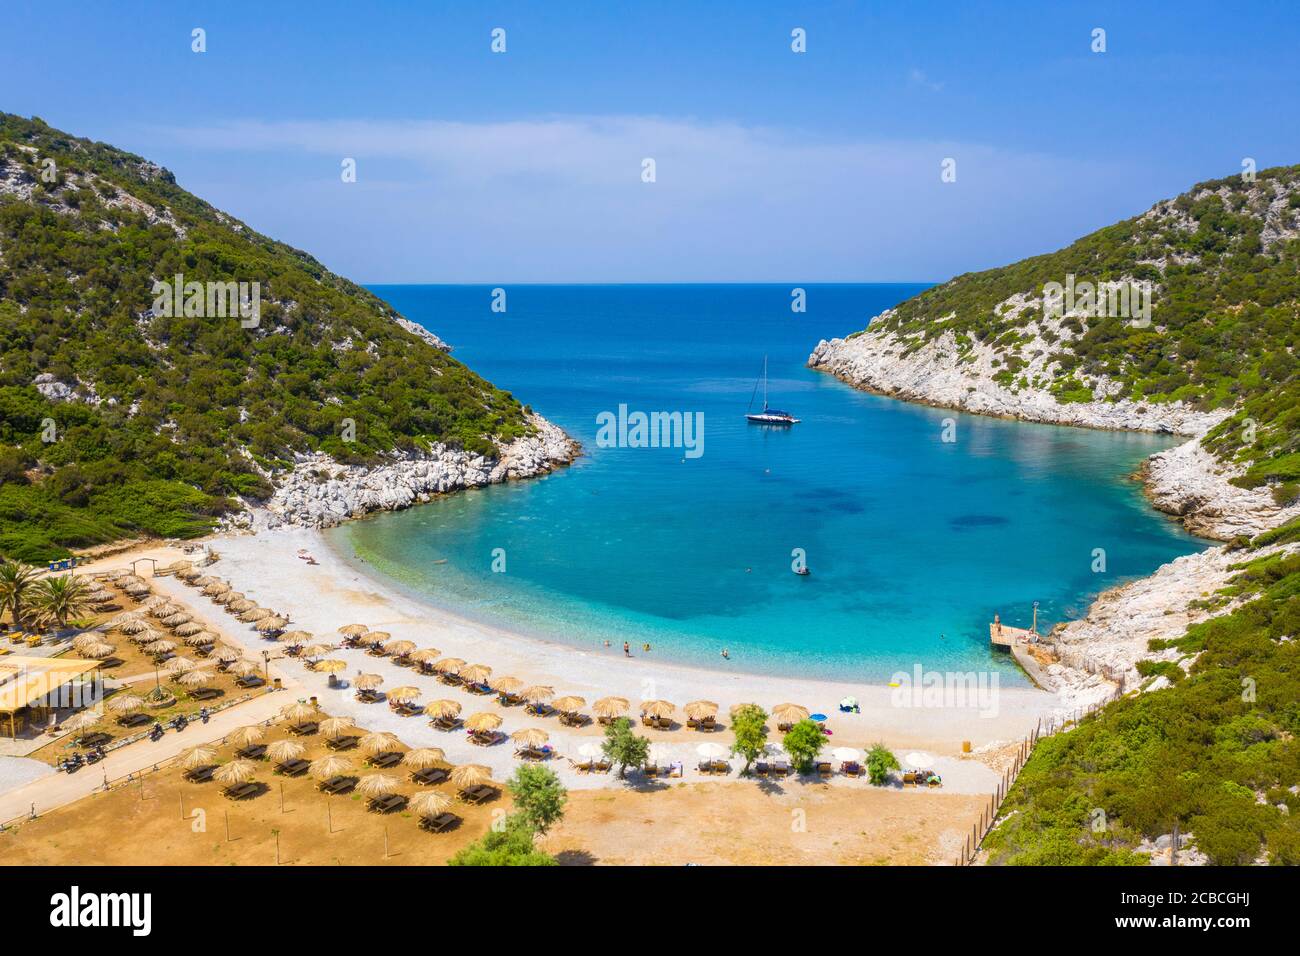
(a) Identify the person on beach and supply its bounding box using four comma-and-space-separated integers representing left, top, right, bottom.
623, 641, 631, 657
721, 648, 730, 660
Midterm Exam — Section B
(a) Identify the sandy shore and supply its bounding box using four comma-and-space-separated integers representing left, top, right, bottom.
80, 528, 1061, 798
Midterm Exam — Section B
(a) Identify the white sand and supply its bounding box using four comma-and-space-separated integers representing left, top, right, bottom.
130, 527, 1060, 795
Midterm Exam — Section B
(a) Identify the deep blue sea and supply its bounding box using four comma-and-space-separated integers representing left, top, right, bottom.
328, 284, 1204, 684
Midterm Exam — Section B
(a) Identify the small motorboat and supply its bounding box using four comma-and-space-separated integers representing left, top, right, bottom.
794, 567, 811, 576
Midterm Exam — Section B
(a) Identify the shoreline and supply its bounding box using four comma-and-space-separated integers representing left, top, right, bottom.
144, 527, 1060, 792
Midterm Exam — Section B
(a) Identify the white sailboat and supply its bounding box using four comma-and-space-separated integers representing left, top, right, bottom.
745, 356, 799, 425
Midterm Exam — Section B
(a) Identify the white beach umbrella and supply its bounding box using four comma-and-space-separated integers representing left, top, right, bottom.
831, 747, 862, 763
577, 742, 603, 759
647, 743, 673, 764
903, 751, 933, 768
695, 742, 728, 760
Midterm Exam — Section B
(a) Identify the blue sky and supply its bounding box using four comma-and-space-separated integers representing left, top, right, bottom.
5, 0, 1299, 282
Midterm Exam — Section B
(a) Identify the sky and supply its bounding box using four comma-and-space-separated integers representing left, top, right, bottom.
5, 0, 1300, 283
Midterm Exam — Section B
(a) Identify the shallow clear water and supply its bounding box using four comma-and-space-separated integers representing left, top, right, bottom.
330, 284, 1204, 684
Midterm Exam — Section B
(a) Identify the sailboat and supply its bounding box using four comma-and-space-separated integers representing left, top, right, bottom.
745, 356, 800, 425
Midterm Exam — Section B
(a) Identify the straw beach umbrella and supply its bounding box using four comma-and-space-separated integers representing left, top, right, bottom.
640, 699, 675, 719
401, 747, 446, 770
425, 699, 462, 719
364, 631, 391, 643
410, 791, 452, 818
228, 660, 259, 678
174, 622, 205, 637
387, 686, 422, 703
409, 647, 441, 664
521, 685, 555, 704
180, 745, 216, 769
315, 659, 346, 675
177, 669, 214, 689
213, 759, 257, 786
460, 663, 492, 686
449, 764, 491, 789
319, 717, 354, 740
464, 712, 502, 733
593, 696, 630, 719
302, 644, 332, 659
161, 613, 192, 628
255, 616, 287, 633
201, 581, 231, 596
356, 774, 400, 798
130, 628, 163, 645
124, 584, 151, 597
230, 725, 265, 748
491, 676, 523, 694
281, 630, 313, 644
194, 575, 218, 587
511, 727, 549, 748
178, 568, 203, 582
212, 590, 238, 606
310, 755, 352, 780
217, 648, 243, 664
385, 639, 416, 657
338, 624, 369, 637
62, 709, 104, 732
280, 701, 317, 726
239, 608, 272, 623
150, 603, 182, 618
685, 700, 719, 720
772, 703, 809, 724
553, 695, 586, 715
267, 740, 306, 764
162, 657, 197, 676
144, 639, 177, 657
80, 641, 116, 659
354, 674, 384, 691
119, 618, 153, 635
183, 631, 216, 647
433, 658, 465, 676
359, 731, 402, 756
227, 599, 255, 613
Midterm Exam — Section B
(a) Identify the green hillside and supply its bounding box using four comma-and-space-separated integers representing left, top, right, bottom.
0, 114, 532, 562
866, 167, 1300, 491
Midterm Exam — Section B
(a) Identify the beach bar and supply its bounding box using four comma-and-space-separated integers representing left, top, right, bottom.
0, 655, 103, 738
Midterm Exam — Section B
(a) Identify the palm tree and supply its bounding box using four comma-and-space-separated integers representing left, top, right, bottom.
0, 560, 39, 630
28, 574, 97, 630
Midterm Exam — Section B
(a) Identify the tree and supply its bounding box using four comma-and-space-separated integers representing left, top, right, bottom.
602, 717, 650, 778
448, 816, 556, 866
866, 742, 900, 786
730, 704, 768, 774
782, 719, 826, 774
28, 573, 97, 629
506, 763, 567, 835
0, 560, 38, 629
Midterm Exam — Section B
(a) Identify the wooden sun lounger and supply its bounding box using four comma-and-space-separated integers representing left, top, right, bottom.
526, 703, 554, 718
841, 761, 863, 777
116, 712, 151, 729
288, 721, 318, 736
190, 687, 223, 701
466, 682, 492, 695
77, 732, 112, 748
369, 751, 403, 769
432, 716, 463, 731
412, 767, 448, 786
902, 771, 919, 788
497, 692, 524, 707
236, 744, 267, 760
816, 761, 833, 778
367, 794, 407, 814
710, 760, 730, 774
420, 812, 461, 833
276, 758, 310, 776
754, 761, 770, 777
326, 735, 359, 751
356, 689, 383, 703
459, 784, 497, 804
365, 645, 388, 657
469, 731, 499, 747
642, 763, 661, 777
183, 765, 217, 783
318, 775, 357, 795
235, 675, 264, 688
770, 762, 790, 777
391, 702, 422, 717
222, 782, 260, 800
593, 760, 611, 773
99, 656, 125, 669
559, 712, 589, 727
392, 655, 413, 668
516, 746, 550, 761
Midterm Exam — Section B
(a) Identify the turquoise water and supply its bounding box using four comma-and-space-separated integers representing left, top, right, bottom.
330, 284, 1204, 684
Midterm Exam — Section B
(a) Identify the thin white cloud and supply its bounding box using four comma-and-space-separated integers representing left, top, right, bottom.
147, 116, 1143, 282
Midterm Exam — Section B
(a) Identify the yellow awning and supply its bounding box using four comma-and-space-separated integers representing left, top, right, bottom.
0, 655, 102, 712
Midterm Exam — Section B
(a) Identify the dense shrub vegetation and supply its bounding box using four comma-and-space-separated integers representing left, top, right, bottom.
983, 519, 1300, 865
0, 114, 531, 561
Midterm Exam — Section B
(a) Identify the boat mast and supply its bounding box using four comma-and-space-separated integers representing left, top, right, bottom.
762, 355, 768, 411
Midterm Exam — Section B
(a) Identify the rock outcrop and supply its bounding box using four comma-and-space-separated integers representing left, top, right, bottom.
234, 415, 579, 531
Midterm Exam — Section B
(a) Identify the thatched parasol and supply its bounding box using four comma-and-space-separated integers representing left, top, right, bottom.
129, 627, 164, 644
337, 624, 369, 637
108, 694, 145, 714
174, 622, 205, 637
521, 684, 555, 704
239, 607, 272, 623
387, 686, 421, 703
359, 731, 402, 756
178, 567, 203, 582
280, 630, 313, 644
124, 584, 151, 597
80, 641, 116, 659
464, 712, 502, 733
176, 669, 214, 688
319, 717, 354, 740
62, 709, 104, 732
201, 581, 231, 596
267, 740, 306, 763
684, 700, 719, 720
432, 657, 465, 675
101, 568, 127, 580
228, 660, 259, 677
217, 648, 243, 663
355, 773, 401, 798
460, 663, 492, 685
212, 590, 238, 606
425, 699, 462, 719
772, 703, 809, 724
449, 764, 491, 789
229, 725, 265, 747
88, 589, 115, 604
213, 759, 257, 785
118, 575, 144, 588
401, 747, 446, 769
310, 755, 352, 780
183, 632, 216, 647
254, 616, 288, 632
105, 610, 145, 628
354, 673, 384, 690
491, 676, 524, 693
410, 790, 452, 818
315, 659, 346, 674
511, 727, 549, 748
150, 603, 183, 618
301, 644, 332, 658
180, 745, 216, 769
364, 631, 391, 643
384, 639, 416, 656
119, 618, 154, 635
161, 613, 192, 628
593, 696, 630, 718
227, 599, 256, 613
552, 695, 586, 714
162, 656, 197, 675
640, 699, 675, 719
164, 560, 193, 573
144, 639, 177, 656
280, 701, 317, 725
409, 647, 441, 663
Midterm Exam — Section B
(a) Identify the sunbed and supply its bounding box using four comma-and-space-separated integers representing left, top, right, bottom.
318, 775, 357, 795
469, 730, 499, 747
287, 721, 318, 736
841, 761, 863, 777
816, 761, 832, 778
559, 712, 589, 727
497, 691, 524, 707
326, 735, 359, 751
236, 743, 267, 760
432, 716, 463, 732
222, 781, 260, 800
412, 767, 448, 786
77, 732, 112, 748
368, 751, 403, 769
459, 784, 497, 804
419, 812, 461, 833
190, 687, 223, 701
235, 675, 265, 689
391, 701, 422, 717
367, 793, 407, 814
276, 758, 310, 776
525, 702, 554, 718
116, 712, 151, 729
183, 764, 217, 783
356, 688, 383, 704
